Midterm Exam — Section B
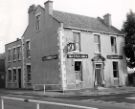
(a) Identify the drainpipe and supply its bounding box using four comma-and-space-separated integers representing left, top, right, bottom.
58, 23, 67, 91
21, 36, 25, 88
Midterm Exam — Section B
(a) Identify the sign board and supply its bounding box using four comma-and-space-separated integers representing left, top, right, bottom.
67, 54, 88, 59
67, 43, 75, 52
107, 55, 123, 59
42, 55, 58, 61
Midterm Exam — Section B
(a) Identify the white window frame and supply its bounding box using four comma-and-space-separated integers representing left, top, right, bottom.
110, 36, 117, 54
72, 30, 81, 52
94, 33, 101, 54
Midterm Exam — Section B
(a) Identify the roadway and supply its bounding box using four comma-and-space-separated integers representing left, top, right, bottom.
0, 90, 135, 109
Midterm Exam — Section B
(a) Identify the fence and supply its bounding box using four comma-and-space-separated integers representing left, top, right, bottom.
1, 96, 98, 109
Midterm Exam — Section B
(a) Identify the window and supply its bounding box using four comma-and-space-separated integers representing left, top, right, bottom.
36, 15, 40, 30
8, 49, 11, 61
17, 46, 21, 60
26, 41, 30, 58
13, 69, 17, 82
113, 62, 119, 78
74, 61, 83, 81
73, 32, 81, 51
111, 36, 117, 53
8, 70, 12, 81
26, 65, 31, 82
94, 34, 101, 53
13, 48, 17, 61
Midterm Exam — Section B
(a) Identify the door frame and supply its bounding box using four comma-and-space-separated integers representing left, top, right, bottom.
94, 62, 104, 87
17, 68, 22, 88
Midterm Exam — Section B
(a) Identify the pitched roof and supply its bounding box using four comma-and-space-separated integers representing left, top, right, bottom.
53, 10, 122, 34
38, 5, 122, 35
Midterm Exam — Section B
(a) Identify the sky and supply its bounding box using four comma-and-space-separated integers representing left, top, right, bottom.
0, 0, 135, 53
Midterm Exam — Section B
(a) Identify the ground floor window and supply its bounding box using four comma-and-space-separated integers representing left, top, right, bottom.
74, 61, 83, 82
8, 70, 12, 81
26, 65, 31, 82
13, 69, 17, 82
113, 61, 119, 78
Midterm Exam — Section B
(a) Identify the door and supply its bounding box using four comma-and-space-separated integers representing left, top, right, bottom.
95, 64, 103, 86
18, 69, 21, 88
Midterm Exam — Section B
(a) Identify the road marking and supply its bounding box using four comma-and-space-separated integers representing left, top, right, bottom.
1, 96, 98, 109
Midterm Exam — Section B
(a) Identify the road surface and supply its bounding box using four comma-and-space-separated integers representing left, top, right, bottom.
0, 91, 135, 109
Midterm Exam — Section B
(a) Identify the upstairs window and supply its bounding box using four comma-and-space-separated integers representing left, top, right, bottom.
113, 61, 119, 78
111, 36, 117, 54
17, 46, 21, 60
13, 48, 17, 61
36, 15, 40, 30
94, 34, 101, 53
8, 49, 11, 61
73, 32, 81, 51
26, 41, 30, 58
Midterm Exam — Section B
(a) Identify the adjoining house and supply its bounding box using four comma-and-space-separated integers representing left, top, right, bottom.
5, 1, 127, 91
0, 53, 6, 88
5, 38, 22, 88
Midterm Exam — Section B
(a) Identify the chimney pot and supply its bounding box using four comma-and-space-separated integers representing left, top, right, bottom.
44, 0, 53, 15
103, 13, 112, 26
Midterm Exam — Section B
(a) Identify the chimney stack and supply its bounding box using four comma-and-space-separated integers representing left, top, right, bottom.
44, 0, 53, 15
103, 13, 112, 26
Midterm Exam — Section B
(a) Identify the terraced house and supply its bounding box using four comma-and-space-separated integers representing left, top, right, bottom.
5, 1, 127, 90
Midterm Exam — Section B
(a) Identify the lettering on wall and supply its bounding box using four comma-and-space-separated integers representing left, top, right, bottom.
67, 54, 88, 59
107, 55, 123, 59
42, 54, 58, 61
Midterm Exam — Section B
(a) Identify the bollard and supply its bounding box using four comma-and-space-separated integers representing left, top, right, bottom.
36, 103, 40, 109
43, 84, 45, 95
1, 98, 4, 109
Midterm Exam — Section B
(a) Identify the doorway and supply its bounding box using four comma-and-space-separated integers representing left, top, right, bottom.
18, 69, 21, 88
74, 61, 83, 82
95, 64, 103, 86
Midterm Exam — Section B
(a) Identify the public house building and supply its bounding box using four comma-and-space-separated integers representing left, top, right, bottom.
5, 1, 127, 90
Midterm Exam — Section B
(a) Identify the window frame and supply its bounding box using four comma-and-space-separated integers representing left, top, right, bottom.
13, 47, 17, 61
26, 64, 31, 82
94, 34, 101, 54
73, 32, 81, 52
7, 69, 12, 82
26, 40, 31, 58
112, 61, 119, 78
17, 45, 22, 60
35, 13, 41, 31
110, 36, 117, 54
7, 48, 12, 62
13, 68, 17, 82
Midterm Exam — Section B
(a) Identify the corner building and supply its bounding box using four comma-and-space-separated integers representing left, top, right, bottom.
5, 1, 127, 90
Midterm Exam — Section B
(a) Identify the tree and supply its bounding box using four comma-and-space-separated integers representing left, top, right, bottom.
122, 11, 135, 68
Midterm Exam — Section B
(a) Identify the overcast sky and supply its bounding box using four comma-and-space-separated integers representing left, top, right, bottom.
0, 0, 135, 53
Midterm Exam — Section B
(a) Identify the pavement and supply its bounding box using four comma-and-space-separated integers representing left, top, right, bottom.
1, 86, 135, 97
